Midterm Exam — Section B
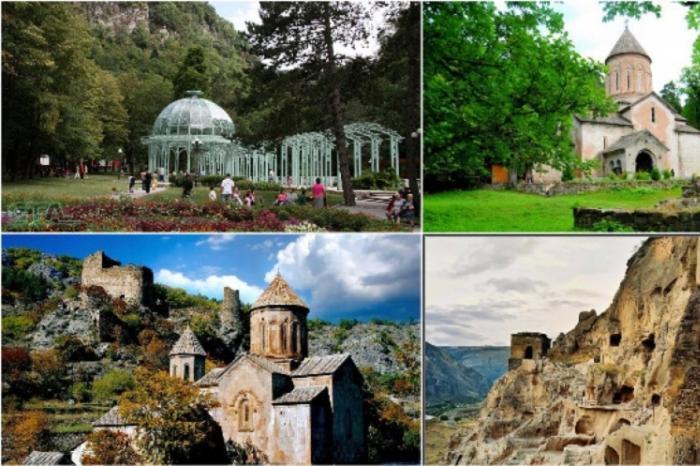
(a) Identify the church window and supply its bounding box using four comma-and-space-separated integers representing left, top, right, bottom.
651, 107, 656, 123
238, 397, 254, 431
615, 72, 619, 91
172, 365, 177, 377
346, 409, 352, 440
184, 363, 190, 381
603, 136, 607, 149
627, 72, 631, 90
291, 323, 299, 353
262, 323, 267, 351
281, 322, 287, 352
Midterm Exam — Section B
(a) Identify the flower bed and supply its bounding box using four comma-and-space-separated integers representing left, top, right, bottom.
2, 198, 402, 232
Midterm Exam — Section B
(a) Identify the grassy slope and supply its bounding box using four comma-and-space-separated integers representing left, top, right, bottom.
425, 417, 477, 465
424, 187, 682, 232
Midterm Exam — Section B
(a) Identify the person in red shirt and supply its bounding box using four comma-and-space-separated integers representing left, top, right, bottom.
312, 178, 326, 209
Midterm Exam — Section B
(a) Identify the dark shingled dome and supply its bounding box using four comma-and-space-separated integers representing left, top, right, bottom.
251, 273, 308, 311
606, 27, 651, 63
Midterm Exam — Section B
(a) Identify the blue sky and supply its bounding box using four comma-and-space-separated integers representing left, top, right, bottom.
3, 233, 420, 323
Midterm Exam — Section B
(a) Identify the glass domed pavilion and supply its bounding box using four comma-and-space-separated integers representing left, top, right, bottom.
143, 91, 403, 187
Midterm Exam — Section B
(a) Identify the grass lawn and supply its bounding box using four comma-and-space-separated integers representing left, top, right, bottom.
424, 187, 682, 232
3, 174, 127, 204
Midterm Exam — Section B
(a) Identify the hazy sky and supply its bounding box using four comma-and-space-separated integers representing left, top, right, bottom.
556, 1, 695, 93
210, 1, 388, 58
3, 234, 420, 323
425, 236, 646, 347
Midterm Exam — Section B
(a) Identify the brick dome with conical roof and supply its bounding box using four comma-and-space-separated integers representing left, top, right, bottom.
170, 326, 207, 356
604, 26, 653, 102
606, 26, 651, 64
249, 274, 309, 362
251, 273, 309, 311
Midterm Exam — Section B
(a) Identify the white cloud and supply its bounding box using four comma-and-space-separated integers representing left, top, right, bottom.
425, 237, 645, 346
195, 235, 235, 251
225, 2, 261, 34
155, 268, 263, 303
265, 234, 420, 313
557, 2, 695, 94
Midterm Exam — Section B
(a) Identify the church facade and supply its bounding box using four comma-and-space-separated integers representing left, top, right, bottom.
170, 274, 366, 464
535, 27, 700, 182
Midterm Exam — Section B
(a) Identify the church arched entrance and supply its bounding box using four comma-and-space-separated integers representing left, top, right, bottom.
635, 151, 653, 172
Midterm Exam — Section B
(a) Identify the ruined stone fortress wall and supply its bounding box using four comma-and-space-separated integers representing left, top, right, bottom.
221, 287, 242, 329
81, 251, 153, 305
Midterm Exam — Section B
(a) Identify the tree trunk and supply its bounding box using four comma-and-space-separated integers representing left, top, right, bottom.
323, 4, 355, 206
406, 1, 421, 214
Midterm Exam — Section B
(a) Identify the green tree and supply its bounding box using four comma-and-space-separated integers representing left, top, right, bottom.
174, 46, 210, 98
247, 2, 374, 206
119, 368, 226, 464
424, 2, 615, 190
92, 369, 135, 402
661, 81, 683, 112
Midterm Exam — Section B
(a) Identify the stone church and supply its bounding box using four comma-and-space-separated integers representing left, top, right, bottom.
534, 27, 700, 182
169, 273, 366, 464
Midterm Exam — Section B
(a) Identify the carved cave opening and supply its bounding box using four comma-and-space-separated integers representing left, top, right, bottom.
524, 346, 534, 359
641, 334, 655, 351
651, 394, 661, 406
622, 439, 641, 465
612, 385, 635, 404
605, 446, 620, 465
575, 415, 593, 435
610, 334, 622, 347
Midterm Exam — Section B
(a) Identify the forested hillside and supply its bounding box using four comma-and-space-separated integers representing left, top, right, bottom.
2, 2, 418, 181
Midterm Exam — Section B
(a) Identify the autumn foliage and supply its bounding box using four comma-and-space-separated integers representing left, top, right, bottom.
82, 430, 140, 465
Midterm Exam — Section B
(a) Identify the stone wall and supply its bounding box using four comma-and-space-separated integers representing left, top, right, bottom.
506, 179, 681, 196
221, 287, 242, 330
81, 251, 153, 305
573, 207, 700, 232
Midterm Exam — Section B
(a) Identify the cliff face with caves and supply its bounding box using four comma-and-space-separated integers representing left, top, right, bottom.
447, 237, 700, 465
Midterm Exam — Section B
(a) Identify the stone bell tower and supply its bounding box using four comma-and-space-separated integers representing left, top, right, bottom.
169, 327, 206, 382
605, 26, 652, 104
249, 273, 309, 369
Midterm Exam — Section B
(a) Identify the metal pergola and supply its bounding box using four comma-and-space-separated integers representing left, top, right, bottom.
144, 123, 402, 186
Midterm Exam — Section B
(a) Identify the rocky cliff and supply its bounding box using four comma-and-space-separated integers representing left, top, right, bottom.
446, 237, 700, 465
425, 343, 491, 411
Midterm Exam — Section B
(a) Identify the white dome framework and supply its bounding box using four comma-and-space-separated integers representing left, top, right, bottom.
142, 91, 403, 187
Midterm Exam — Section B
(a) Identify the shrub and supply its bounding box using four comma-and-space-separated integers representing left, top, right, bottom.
338, 318, 359, 330
662, 169, 673, 180
63, 285, 80, 300
30, 349, 66, 398
92, 369, 135, 402
2, 268, 49, 303
82, 430, 141, 465
54, 335, 98, 362
4, 410, 50, 463
352, 169, 402, 190
650, 167, 661, 181
591, 219, 634, 232
331, 327, 348, 351
307, 318, 330, 331
70, 382, 92, 402
2, 315, 36, 339
121, 313, 141, 328
635, 171, 652, 181
6, 248, 42, 271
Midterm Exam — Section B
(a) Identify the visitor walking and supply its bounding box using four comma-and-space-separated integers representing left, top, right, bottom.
250, 189, 257, 206
312, 178, 326, 209
143, 171, 152, 194
233, 187, 243, 206
182, 174, 194, 198
209, 186, 217, 201
386, 193, 399, 221
268, 169, 275, 183
221, 174, 234, 202
297, 188, 309, 206
399, 193, 416, 227
244, 190, 254, 207
128, 174, 136, 194
393, 191, 405, 224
